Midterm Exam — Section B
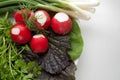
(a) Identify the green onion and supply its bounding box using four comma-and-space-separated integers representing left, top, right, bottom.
0, 0, 99, 20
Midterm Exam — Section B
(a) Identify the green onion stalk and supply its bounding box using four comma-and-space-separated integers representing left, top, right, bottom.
0, 0, 99, 20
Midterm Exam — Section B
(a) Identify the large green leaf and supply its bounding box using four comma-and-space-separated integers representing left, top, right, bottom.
68, 19, 84, 60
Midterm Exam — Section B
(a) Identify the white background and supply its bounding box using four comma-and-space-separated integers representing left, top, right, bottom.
76, 0, 120, 80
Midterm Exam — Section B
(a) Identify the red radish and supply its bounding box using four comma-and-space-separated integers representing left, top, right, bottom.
10, 24, 32, 44
30, 34, 48, 53
14, 9, 34, 23
34, 10, 51, 30
51, 12, 72, 35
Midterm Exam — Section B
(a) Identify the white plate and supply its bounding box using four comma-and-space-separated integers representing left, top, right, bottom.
76, 0, 120, 80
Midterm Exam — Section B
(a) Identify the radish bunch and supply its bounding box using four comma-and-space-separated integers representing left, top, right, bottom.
11, 9, 72, 54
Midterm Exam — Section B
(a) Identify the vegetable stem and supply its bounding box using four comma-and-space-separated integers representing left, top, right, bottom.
8, 44, 15, 80
0, 6, 20, 15
0, 0, 37, 7
70, 1, 100, 8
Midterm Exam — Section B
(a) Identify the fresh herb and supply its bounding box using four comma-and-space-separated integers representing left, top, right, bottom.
0, 13, 41, 80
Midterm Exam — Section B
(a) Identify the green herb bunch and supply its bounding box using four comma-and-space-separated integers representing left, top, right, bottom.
0, 13, 41, 80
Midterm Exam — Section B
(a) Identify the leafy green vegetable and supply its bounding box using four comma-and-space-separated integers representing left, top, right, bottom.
39, 62, 76, 80
68, 19, 84, 60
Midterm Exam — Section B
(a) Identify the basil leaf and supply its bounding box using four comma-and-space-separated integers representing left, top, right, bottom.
68, 19, 84, 60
